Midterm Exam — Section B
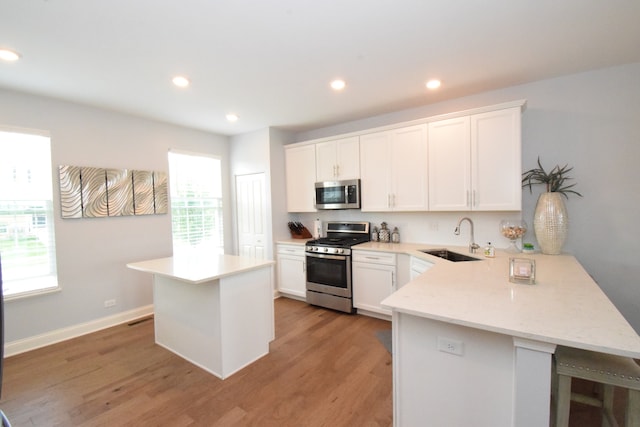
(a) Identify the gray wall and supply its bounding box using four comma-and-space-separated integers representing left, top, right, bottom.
0, 88, 231, 342
295, 62, 640, 333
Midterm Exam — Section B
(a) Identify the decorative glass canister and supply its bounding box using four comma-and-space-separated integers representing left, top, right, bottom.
391, 227, 400, 243
371, 226, 379, 242
378, 222, 391, 243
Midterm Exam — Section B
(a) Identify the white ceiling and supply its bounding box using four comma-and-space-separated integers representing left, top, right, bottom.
1, 1, 639, 136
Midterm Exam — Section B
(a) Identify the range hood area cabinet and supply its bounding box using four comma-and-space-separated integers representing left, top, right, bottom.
359, 124, 428, 212
428, 107, 522, 211
315, 136, 360, 182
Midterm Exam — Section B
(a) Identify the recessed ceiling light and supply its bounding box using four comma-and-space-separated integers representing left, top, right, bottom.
226, 113, 239, 122
426, 79, 441, 90
172, 75, 190, 88
330, 79, 346, 91
0, 48, 21, 62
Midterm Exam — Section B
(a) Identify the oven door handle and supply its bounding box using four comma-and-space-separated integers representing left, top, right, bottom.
305, 252, 348, 261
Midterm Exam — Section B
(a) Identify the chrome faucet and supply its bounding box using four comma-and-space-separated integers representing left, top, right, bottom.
454, 217, 480, 253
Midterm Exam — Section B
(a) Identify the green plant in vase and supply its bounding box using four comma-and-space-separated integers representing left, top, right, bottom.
522, 158, 582, 198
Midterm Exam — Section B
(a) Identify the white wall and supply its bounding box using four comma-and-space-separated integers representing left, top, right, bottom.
0, 88, 230, 344
293, 62, 640, 333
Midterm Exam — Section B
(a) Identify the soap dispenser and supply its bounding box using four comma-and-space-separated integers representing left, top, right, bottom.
484, 242, 495, 258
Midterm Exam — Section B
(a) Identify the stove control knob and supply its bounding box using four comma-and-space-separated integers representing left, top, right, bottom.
337, 248, 344, 254
323, 248, 328, 253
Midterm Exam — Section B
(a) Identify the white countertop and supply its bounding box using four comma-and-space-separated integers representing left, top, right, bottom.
360, 242, 640, 358
276, 238, 312, 245
127, 254, 275, 284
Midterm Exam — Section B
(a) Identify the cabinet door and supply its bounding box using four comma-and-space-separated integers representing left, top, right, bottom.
428, 116, 471, 211
335, 136, 360, 180
277, 252, 306, 299
352, 261, 395, 316
471, 107, 521, 210
391, 124, 428, 211
315, 136, 360, 181
359, 131, 392, 211
315, 140, 338, 182
285, 145, 317, 212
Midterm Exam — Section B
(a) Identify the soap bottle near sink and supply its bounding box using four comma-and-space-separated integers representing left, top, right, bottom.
484, 242, 495, 258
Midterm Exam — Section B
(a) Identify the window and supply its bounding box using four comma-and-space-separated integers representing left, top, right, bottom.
168, 151, 224, 256
0, 129, 58, 298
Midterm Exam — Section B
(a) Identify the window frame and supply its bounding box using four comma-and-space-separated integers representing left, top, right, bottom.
168, 150, 224, 257
0, 126, 60, 300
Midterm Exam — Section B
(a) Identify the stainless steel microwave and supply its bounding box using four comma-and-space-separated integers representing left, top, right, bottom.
315, 179, 361, 210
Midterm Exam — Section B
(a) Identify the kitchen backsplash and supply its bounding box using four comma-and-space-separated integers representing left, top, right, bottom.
291, 211, 525, 249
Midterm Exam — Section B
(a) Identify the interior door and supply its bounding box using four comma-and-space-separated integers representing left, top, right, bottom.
235, 173, 266, 259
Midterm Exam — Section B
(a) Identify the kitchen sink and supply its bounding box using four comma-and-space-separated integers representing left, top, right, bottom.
419, 249, 481, 262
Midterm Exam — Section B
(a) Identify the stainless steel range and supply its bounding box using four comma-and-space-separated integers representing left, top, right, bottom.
305, 221, 370, 313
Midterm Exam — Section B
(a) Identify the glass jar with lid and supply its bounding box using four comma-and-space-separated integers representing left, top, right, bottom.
378, 222, 391, 243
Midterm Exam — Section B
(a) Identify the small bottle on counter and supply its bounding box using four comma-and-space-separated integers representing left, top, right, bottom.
391, 227, 400, 243
484, 242, 495, 258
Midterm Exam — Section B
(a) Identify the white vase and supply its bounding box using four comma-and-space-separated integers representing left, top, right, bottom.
533, 192, 568, 255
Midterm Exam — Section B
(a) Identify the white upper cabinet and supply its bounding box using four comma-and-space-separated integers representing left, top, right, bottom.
428, 107, 521, 211
315, 136, 360, 181
471, 108, 522, 210
285, 144, 317, 212
360, 124, 428, 211
428, 116, 471, 211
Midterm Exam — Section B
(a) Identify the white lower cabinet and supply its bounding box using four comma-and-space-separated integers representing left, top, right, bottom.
352, 250, 396, 316
276, 244, 306, 299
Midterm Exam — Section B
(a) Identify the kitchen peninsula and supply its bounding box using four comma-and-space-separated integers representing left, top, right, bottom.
127, 254, 275, 380
376, 246, 640, 427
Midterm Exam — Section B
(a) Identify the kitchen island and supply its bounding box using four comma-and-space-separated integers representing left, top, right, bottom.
127, 254, 275, 379
377, 247, 640, 427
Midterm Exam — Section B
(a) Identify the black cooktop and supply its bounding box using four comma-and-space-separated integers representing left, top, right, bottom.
306, 235, 370, 248
305, 221, 370, 248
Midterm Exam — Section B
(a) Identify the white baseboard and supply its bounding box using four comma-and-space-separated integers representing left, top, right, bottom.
4, 305, 154, 357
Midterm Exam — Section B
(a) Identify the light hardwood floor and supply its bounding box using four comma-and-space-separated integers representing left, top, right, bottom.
0, 297, 628, 426
1, 298, 392, 426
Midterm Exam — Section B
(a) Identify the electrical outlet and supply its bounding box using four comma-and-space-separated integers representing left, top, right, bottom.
437, 336, 464, 356
104, 299, 116, 308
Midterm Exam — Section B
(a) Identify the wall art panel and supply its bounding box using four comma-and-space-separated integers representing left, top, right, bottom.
133, 170, 155, 215
153, 171, 168, 214
59, 165, 83, 218
106, 168, 134, 216
81, 167, 108, 218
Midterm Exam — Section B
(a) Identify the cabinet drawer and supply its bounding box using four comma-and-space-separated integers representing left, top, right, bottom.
277, 244, 305, 256
352, 250, 396, 265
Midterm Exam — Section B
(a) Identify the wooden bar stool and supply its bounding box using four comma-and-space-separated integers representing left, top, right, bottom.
553, 346, 640, 427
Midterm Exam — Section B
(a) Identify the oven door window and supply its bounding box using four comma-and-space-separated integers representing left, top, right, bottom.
317, 186, 345, 205
306, 254, 349, 290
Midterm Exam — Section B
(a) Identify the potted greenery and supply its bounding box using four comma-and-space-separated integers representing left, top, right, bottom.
522, 158, 582, 254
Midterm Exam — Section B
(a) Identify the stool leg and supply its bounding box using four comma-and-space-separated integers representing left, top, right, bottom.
627, 389, 640, 427
556, 374, 572, 427
601, 384, 615, 427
